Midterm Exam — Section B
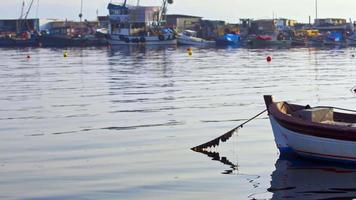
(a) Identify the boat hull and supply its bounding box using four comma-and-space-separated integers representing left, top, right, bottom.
270, 115, 356, 163
264, 95, 356, 164
346, 39, 356, 46
108, 34, 176, 46
0, 37, 39, 47
40, 35, 106, 47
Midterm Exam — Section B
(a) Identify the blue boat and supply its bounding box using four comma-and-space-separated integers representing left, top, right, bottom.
215, 33, 241, 46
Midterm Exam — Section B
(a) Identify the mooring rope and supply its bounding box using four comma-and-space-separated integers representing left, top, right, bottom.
191, 109, 267, 151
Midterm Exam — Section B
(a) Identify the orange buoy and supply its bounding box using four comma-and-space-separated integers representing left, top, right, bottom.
267, 56, 272, 62
27, 55, 31, 59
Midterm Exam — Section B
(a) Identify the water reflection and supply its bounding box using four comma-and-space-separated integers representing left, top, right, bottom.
108, 45, 177, 57
266, 153, 356, 200
192, 148, 239, 175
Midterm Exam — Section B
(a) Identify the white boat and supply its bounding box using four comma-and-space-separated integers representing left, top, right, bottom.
177, 30, 215, 46
107, 0, 176, 45
264, 95, 356, 163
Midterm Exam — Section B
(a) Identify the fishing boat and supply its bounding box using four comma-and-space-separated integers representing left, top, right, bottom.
177, 30, 215, 46
0, 31, 39, 47
264, 95, 356, 163
107, 0, 176, 45
0, 0, 40, 47
39, 25, 106, 47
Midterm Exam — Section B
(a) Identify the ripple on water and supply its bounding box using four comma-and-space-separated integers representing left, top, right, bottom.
0, 47, 356, 199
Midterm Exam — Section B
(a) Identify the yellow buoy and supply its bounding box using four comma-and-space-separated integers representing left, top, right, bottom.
63, 51, 68, 57
187, 47, 193, 56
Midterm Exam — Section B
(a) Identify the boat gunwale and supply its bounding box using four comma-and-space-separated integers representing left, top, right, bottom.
267, 100, 356, 142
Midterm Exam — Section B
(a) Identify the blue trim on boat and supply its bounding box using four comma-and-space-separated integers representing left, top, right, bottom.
297, 152, 356, 165
278, 147, 294, 154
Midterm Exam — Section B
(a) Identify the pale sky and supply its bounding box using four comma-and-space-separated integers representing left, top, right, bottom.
2, 0, 356, 23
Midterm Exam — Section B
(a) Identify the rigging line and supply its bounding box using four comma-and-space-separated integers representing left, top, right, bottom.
19, 0, 25, 19
314, 106, 356, 113
191, 109, 267, 151
24, 0, 35, 20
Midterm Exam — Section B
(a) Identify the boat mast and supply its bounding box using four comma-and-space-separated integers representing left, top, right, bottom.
160, 0, 167, 25
159, 0, 173, 25
19, 0, 25, 19
18, 0, 25, 33
18, 0, 35, 32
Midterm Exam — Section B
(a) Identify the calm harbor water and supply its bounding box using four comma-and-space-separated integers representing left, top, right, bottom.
1, 46, 356, 200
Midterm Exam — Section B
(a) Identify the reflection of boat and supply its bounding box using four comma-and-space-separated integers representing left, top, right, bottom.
215, 33, 241, 46
267, 153, 356, 200
107, 0, 176, 46
264, 95, 356, 163
177, 30, 215, 46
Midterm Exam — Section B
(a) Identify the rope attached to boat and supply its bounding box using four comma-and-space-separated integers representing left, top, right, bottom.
191, 109, 267, 151
314, 106, 356, 113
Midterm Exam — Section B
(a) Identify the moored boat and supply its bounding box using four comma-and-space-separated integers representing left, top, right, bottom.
264, 95, 356, 163
0, 32, 39, 47
107, 1, 176, 46
177, 30, 215, 46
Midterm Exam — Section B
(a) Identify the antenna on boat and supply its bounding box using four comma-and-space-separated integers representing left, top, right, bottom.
35, 0, 39, 18
137, 0, 140, 6
79, 0, 83, 22
315, 0, 318, 20
123, 0, 127, 7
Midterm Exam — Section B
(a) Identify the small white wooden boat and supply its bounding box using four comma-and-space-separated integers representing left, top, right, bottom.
264, 95, 356, 163
177, 30, 215, 46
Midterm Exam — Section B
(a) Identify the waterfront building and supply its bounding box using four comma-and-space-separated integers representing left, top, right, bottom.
166, 14, 202, 33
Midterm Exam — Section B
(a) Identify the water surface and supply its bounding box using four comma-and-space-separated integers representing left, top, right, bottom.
1, 46, 356, 199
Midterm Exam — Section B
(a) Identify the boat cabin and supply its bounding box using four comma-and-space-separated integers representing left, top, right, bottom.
108, 3, 162, 37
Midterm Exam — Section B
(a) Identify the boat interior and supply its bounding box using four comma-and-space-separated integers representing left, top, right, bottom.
275, 101, 356, 127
